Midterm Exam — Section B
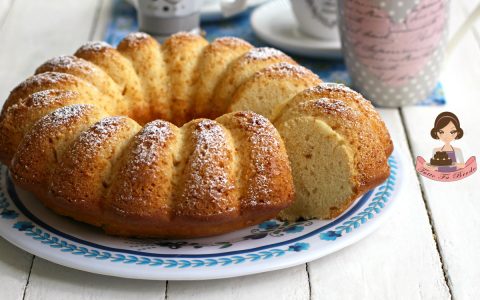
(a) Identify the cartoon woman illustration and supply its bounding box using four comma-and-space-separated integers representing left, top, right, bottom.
416, 111, 476, 181
428, 112, 465, 172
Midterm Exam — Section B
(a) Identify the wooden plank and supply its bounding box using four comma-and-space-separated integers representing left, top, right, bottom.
0, 0, 157, 298
23, 258, 165, 300
91, 0, 114, 41
458, 0, 480, 47
400, 1, 480, 299
167, 265, 309, 300
307, 109, 451, 299
0, 238, 33, 300
0, 2, 35, 300
0, 0, 13, 29
0, 0, 102, 104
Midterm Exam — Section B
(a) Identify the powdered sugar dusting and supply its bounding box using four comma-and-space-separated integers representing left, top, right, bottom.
169, 31, 199, 39
231, 112, 284, 207
244, 47, 287, 61
17, 72, 76, 90
260, 62, 318, 79
78, 41, 112, 52
124, 32, 150, 42
109, 120, 175, 210
213, 36, 252, 48
248, 115, 278, 205
315, 82, 391, 150
38, 104, 94, 130
27, 90, 79, 107
130, 120, 174, 167
40, 56, 94, 74
19, 104, 96, 148
179, 119, 235, 215
308, 83, 382, 120
317, 82, 363, 98
299, 97, 353, 115
76, 116, 126, 153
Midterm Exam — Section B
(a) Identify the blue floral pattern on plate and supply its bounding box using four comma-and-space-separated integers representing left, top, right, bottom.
320, 157, 397, 241
0, 155, 398, 270
126, 219, 314, 250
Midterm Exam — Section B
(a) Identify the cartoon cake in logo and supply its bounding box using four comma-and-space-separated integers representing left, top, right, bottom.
416, 112, 476, 182
430, 151, 452, 167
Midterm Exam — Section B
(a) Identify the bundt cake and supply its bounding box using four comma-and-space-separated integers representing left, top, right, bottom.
0, 32, 392, 238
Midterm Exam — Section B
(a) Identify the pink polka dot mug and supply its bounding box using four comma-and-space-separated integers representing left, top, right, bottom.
338, 0, 480, 106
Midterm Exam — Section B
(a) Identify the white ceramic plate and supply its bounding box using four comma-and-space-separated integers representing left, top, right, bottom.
0, 151, 402, 280
201, 0, 269, 21
251, 0, 342, 59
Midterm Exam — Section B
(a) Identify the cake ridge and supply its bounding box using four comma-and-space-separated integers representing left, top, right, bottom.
105, 119, 178, 222
49, 115, 141, 226
74, 40, 147, 123
2, 71, 106, 117
38, 55, 95, 74
117, 32, 172, 121
35, 55, 125, 114
0, 32, 392, 238
176, 118, 237, 218
11, 104, 107, 199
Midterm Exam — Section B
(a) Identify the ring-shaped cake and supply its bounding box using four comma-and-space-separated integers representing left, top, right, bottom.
0, 32, 392, 238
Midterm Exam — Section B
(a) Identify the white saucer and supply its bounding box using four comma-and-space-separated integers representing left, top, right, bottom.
251, 0, 342, 59
201, 0, 269, 22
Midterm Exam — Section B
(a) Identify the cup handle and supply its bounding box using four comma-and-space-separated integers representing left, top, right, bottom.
220, 0, 248, 17
446, 3, 480, 59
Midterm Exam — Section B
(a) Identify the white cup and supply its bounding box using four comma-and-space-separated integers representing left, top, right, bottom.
131, 0, 248, 38
289, 0, 340, 40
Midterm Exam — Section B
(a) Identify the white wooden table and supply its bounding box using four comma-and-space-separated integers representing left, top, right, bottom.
0, 0, 479, 299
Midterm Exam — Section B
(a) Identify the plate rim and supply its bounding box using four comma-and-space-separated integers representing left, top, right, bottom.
8, 176, 374, 258
0, 152, 403, 280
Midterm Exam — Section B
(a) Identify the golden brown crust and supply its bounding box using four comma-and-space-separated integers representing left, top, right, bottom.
193, 37, 253, 118
11, 104, 107, 202
304, 83, 393, 156
210, 47, 297, 118
0, 33, 391, 237
35, 56, 127, 115
50, 116, 141, 226
117, 32, 171, 121
229, 62, 322, 120
102, 212, 281, 239
217, 111, 294, 212
104, 120, 179, 225
1, 72, 103, 116
0, 90, 84, 165
162, 32, 208, 125
74, 41, 148, 123
102, 112, 293, 238
174, 119, 237, 219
